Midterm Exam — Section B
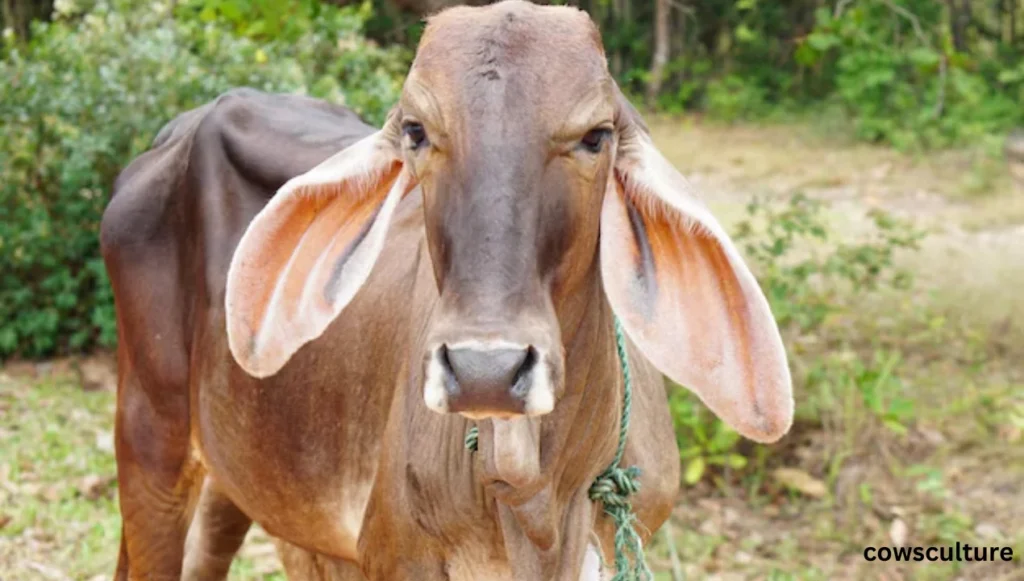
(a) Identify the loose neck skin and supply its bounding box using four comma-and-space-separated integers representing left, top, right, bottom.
476, 250, 626, 573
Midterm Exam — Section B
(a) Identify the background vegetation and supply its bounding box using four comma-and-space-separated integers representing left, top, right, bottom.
1, 1, 1022, 579
359, 0, 1024, 147
2, 0, 1022, 360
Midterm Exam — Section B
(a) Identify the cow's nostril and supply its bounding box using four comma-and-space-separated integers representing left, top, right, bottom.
442, 345, 534, 395
510, 347, 537, 396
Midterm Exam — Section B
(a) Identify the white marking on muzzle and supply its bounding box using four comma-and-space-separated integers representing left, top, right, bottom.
445, 339, 529, 352
523, 364, 554, 416
423, 350, 449, 413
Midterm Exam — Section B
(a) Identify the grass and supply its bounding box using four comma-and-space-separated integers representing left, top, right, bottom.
0, 372, 283, 580
2, 118, 1024, 580
0, 375, 120, 580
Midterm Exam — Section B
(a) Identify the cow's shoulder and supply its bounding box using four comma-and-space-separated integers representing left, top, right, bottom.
101, 88, 376, 261
191, 88, 377, 190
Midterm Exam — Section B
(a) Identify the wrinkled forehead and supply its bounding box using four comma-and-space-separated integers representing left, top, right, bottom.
402, 1, 613, 131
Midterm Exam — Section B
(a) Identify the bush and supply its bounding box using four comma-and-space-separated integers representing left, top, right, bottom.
565, 0, 1024, 149
0, 0, 408, 359
800, 4, 1023, 149
671, 194, 924, 486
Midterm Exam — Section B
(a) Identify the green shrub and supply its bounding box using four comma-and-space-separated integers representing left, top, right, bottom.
670, 194, 924, 487
704, 74, 770, 122
800, 4, 1023, 149
0, 0, 408, 359
575, 0, 1023, 149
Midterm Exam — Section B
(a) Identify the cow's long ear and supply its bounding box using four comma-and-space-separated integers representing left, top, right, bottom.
599, 91, 793, 443
226, 117, 414, 378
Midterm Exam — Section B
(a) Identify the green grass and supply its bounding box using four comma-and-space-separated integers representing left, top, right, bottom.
0, 376, 121, 580
0, 374, 284, 580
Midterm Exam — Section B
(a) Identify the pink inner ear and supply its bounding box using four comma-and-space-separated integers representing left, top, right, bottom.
254, 184, 388, 330
600, 175, 793, 443
226, 142, 406, 378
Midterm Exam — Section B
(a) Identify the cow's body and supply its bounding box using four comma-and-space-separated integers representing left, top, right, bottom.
104, 4, 794, 580
102, 88, 679, 580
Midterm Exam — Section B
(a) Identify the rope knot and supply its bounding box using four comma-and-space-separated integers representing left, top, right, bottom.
589, 464, 651, 581
589, 465, 642, 508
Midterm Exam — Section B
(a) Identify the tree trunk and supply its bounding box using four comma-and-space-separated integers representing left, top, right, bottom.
647, 0, 670, 107
1, 0, 53, 41
386, 0, 486, 16
1011, 0, 1018, 43
946, 0, 970, 51
611, 0, 624, 77
669, 0, 686, 91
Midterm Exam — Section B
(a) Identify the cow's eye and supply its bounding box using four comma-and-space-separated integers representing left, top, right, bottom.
579, 128, 612, 154
402, 122, 428, 150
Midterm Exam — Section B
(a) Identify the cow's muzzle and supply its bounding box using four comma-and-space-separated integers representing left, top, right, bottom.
423, 341, 555, 418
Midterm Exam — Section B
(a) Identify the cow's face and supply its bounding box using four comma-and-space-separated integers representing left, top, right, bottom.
402, 5, 615, 418
227, 1, 793, 445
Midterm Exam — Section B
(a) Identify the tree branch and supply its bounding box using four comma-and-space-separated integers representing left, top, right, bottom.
875, 0, 946, 118
878, 0, 927, 45
667, 0, 694, 16
834, 0, 855, 19
968, 15, 1006, 41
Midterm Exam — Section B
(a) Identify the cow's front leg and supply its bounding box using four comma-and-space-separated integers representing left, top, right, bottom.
114, 370, 197, 581
181, 476, 252, 581
275, 539, 368, 581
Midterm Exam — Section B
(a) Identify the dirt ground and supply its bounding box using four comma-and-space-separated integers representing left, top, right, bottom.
1, 118, 1022, 580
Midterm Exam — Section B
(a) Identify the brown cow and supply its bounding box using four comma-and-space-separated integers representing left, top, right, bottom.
100, 2, 793, 580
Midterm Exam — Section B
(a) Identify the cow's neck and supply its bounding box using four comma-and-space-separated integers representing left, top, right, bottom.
481, 261, 625, 575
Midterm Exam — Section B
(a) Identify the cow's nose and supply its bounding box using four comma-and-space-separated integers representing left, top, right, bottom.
439, 345, 536, 417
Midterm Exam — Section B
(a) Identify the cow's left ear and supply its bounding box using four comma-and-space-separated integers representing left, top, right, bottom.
599, 94, 793, 443
226, 113, 415, 378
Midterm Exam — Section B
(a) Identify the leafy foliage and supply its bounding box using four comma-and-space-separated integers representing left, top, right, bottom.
800, 3, 1022, 148
0, 0, 408, 359
535, 0, 1024, 149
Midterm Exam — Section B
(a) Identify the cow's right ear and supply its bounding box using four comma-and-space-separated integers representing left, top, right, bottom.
226, 121, 414, 378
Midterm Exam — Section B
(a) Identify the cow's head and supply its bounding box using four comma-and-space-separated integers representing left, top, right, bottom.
226, 1, 792, 444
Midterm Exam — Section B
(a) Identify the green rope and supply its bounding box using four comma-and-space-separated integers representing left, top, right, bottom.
587, 316, 651, 581
463, 316, 650, 581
